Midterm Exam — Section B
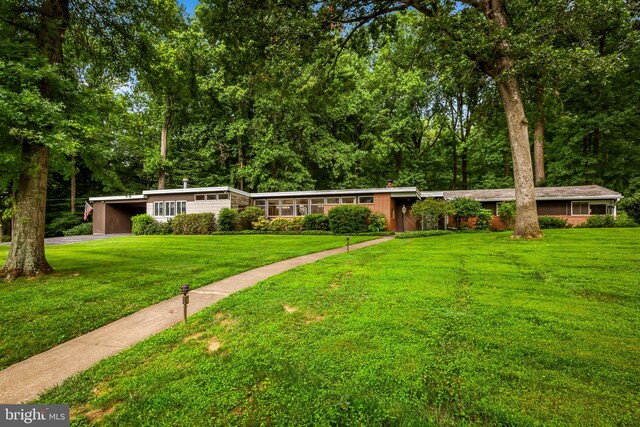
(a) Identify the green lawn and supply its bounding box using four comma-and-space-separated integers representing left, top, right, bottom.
35, 229, 640, 426
0, 235, 374, 369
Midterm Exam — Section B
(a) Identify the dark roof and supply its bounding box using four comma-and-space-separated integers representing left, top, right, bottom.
441, 185, 621, 202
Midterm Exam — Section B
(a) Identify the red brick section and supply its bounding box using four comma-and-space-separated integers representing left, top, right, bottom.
372, 193, 395, 231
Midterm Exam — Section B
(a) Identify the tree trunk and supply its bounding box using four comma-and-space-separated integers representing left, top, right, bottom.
534, 86, 546, 185
70, 157, 76, 213
461, 146, 468, 190
451, 138, 458, 190
158, 103, 173, 190
2, 143, 53, 280
496, 77, 542, 238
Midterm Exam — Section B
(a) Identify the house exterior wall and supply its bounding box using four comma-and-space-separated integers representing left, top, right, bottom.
231, 193, 251, 209
93, 202, 106, 234
145, 193, 232, 222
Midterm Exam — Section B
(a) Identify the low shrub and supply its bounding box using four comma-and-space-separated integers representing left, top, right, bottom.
538, 216, 570, 229
144, 221, 172, 235
368, 212, 387, 232
497, 201, 516, 229
218, 208, 239, 232
211, 230, 335, 235
286, 217, 305, 231
618, 193, 640, 224
303, 214, 329, 231
396, 230, 452, 239
131, 214, 156, 235
450, 198, 483, 228
62, 222, 93, 236
239, 206, 265, 230
328, 205, 371, 234
172, 213, 216, 235
614, 212, 638, 228
475, 209, 493, 231
268, 218, 291, 231
579, 214, 615, 228
252, 217, 270, 231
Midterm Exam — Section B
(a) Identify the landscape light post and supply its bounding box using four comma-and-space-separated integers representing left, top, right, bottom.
181, 284, 190, 324
346, 235, 350, 252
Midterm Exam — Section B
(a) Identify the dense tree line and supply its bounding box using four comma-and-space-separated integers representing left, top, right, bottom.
2, 1, 639, 277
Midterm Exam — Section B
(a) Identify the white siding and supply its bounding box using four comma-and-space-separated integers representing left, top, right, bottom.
185, 200, 231, 216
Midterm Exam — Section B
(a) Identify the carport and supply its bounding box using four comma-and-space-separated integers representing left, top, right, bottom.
90, 195, 147, 234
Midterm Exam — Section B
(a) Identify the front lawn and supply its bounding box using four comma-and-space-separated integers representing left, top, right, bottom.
38, 229, 640, 425
0, 235, 374, 369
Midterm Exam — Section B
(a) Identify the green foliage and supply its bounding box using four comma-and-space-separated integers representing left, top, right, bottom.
328, 205, 372, 234
450, 198, 483, 228
62, 222, 93, 237
619, 193, 640, 224
171, 213, 216, 235
475, 209, 493, 231
239, 207, 266, 230
395, 230, 453, 239
302, 214, 329, 231
287, 217, 305, 231
368, 212, 387, 232
268, 218, 291, 231
538, 216, 570, 229
217, 208, 239, 232
497, 201, 516, 229
580, 215, 616, 228
131, 214, 156, 236
411, 198, 452, 230
613, 212, 638, 228
252, 217, 270, 231
45, 212, 83, 238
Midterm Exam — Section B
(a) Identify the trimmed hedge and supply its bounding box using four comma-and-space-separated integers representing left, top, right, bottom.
218, 208, 239, 231
172, 213, 216, 235
239, 206, 265, 230
328, 205, 372, 234
368, 212, 387, 232
578, 214, 615, 228
395, 230, 453, 239
538, 216, 570, 229
62, 222, 93, 236
131, 214, 156, 235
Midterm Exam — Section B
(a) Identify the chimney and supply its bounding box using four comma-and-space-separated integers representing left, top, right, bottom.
386, 180, 394, 188
182, 177, 189, 189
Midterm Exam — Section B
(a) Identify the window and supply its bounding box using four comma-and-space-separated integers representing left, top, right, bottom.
326, 197, 340, 204
154, 202, 164, 216
176, 201, 187, 215
218, 193, 229, 200
164, 201, 175, 217
341, 196, 356, 204
195, 194, 205, 201
310, 198, 325, 214
572, 202, 589, 215
358, 195, 374, 204
267, 200, 280, 216
590, 204, 606, 215
280, 199, 294, 216
206, 194, 217, 201
296, 198, 309, 216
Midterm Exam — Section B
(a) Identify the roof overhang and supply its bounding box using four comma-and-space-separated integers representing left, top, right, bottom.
252, 187, 420, 199
143, 186, 251, 198
89, 195, 147, 202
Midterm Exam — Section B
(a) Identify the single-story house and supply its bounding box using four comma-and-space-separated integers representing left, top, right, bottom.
89, 183, 621, 234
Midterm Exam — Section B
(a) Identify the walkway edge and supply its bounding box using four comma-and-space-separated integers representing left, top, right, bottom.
0, 236, 394, 404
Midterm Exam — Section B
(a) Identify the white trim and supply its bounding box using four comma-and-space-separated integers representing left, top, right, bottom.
253, 187, 419, 198
143, 186, 251, 198
89, 195, 146, 202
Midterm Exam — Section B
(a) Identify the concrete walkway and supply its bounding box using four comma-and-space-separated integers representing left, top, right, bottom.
0, 236, 394, 403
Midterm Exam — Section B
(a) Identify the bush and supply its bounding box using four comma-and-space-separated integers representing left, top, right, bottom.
252, 217, 270, 231
538, 216, 570, 229
619, 193, 640, 224
131, 214, 156, 235
62, 222, 93, 236
368, 212, 387, 232
45, 212, 83, 237
395, 230, 452, 239
144, 221, 172, 235
580, 214, 615, 228
218, 208, 240, 231
239, 206, 266, 230
172, 213, 216, 235
287, 217, 305, 231
475, 209, 493, 231
411, 198, 453, 230
268, 218, 291, 231
303, 214, 329, 231
614, 212, 638, 228
497, 201, 516, 229
450, 198, 483, 228
328, 205, 371, 234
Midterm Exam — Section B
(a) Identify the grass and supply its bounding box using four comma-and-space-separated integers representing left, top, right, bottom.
0, 234, 375, 369
34, 228, 640, 426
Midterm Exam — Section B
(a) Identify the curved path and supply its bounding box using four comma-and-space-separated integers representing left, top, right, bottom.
0, 236, 394, 404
